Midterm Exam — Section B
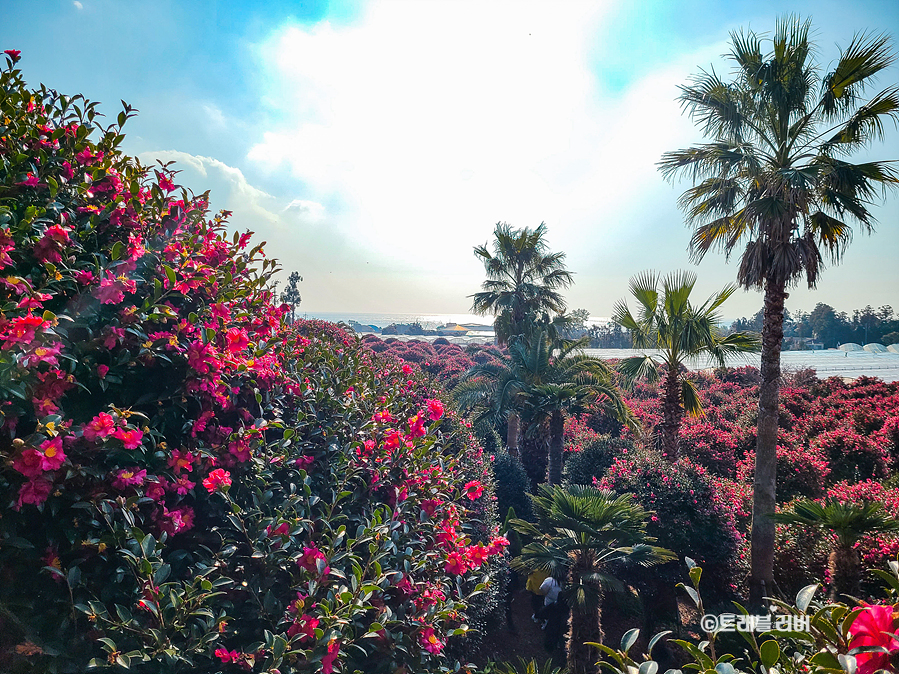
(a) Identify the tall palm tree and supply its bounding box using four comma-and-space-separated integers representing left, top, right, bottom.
658, 17, 898, 603
512, 486, 675, 674
774, 500, 899, 599
456, 330, 636, 486
470, 222, 574, 346
612, 271, 760, 459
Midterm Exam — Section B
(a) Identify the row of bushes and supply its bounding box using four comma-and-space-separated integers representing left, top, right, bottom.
0, 52, 505, 673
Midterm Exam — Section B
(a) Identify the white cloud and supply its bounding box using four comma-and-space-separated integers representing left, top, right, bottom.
73, 1, 83, 9
240, 2, 898, 316
244, 1, 737, 312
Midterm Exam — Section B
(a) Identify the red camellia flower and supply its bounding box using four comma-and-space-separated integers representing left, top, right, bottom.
2, 313, 46, 348
214, 648, 240, 664
401, 363, 413, 375
202, 468, 232, 493
445, 550, 469, 575
17, 478, 53, 509
463, 480, 483, 500
465, 543, 491, 568
847, 603, 899, 674
297, 545, 330, 576
167, 449, 195, 473
12, 449, 44, 479
426, 398, 444, 421
4, 49, 21, 60
82, 412, 116, 441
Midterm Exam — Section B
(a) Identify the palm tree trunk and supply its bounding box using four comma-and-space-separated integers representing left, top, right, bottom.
829, 547, 860, 600
659, 366, 682, 460
749, 279, 787, 606
568, 553, 602, 674
506, 412, 520, 458
547, 410, 565, 486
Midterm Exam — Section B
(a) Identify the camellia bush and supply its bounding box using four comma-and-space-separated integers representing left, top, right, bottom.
0, 51, 506, 673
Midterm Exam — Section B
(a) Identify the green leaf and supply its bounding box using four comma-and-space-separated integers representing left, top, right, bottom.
621, 627, 640, 653
838, 654, 857, 674
809, 651, 841, 669
760, 639, 780, 669
689, 565, 702, 588
639, 662, 659, 674
796, 584, 818, 612
111, 241, 124, 261
163, 264, 176, 285
714, 664, 734, 674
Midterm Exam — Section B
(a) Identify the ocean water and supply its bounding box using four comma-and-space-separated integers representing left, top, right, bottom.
298, 311, 493, 329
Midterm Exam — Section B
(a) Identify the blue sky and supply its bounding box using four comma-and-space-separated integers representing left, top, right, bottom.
3, 0, 898, 319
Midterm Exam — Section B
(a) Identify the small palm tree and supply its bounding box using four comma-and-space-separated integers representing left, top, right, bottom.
659, 16, 899, 603
773, 499, 899, 599
471, 222, 574, 346
457, 330, 636, 486
612, 271, 759, 459
512, 486, 675, 674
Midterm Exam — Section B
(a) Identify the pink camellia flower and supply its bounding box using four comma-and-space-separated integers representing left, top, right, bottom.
13, 448, 44, 479
286, 614, 320, 642
847, 603, 899, 674
4, 49, 21, 60
157, 175, 175, 192
295, 455, 314, 469
37, 437, 66, 471
445, 550, 469, 575
97, 364, 109, 379
297, 545, 330, 576
202, 468, 232, 493
426, 398, 444, 421
322, 640, 340, 674
172, 475, 195, 495
167, 449, 195, 473
17, 174, 39, 187
466, 544, 491, 568
17, 478, 53, 509
228, 439, 251, 462
113, 427, 143, 450
159, 505, 195, 536
214, 648, 240, 664
145, 478, 168, 501
0, 228, 14, 269
401, 363, 413, 375
224, 327, 250, 353
22, 341, 62, 367
487, 535, 510, 555
2, 313, 46, 348
94, 273, 135, 305
61, 160, 74, 181
421, 499, 442, 518
82, 412, 116, 441
112, 468, 147, 490
74, 269, 95, 285
408, 414, 426, 439
266, 522, 290, 537
419, 626, 444, 654
17, 292, 52, 310
463, 480, 484, 500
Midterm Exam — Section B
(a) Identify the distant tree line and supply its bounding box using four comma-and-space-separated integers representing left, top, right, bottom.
729, 304, 899, 349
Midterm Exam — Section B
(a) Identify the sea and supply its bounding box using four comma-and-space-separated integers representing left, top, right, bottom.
298, 312, 495, 330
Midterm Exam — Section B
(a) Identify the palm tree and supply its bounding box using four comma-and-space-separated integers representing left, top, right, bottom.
773, 499, 899, 599
456, 330, 636, 486
612, 271, 760, 459
470, 222, 574, 346
658, 17, 899, 603
512, 486, 675, 674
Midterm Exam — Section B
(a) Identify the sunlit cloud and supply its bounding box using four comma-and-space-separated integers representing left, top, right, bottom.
245, 0, 739, 312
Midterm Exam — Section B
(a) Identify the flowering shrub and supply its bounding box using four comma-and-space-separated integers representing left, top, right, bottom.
598, 450, 743, 599
0, 53, 506, 673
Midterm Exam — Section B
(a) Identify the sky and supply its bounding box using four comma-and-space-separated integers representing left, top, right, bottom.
3, 0, 898, 321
